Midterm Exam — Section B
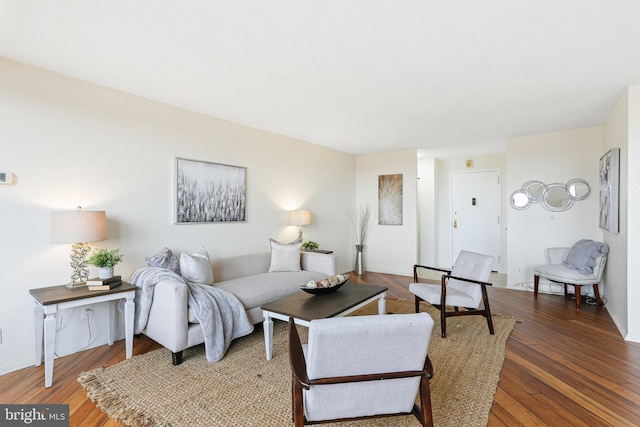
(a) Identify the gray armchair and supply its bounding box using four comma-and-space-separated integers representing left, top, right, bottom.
288, 313, 435, 426
533, 246, 607, 310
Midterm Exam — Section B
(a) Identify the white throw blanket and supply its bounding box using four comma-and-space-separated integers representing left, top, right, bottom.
128, 267, 254, 362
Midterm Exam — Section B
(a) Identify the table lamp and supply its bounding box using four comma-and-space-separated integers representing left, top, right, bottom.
51, 207, 107, 288
288, 209, 311, 241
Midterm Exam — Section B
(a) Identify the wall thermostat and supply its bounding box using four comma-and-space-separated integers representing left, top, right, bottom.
0, 172, 13, 184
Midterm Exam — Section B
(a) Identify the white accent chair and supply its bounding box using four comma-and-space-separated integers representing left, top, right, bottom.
288, 313, 435, 427
533, 247, 607, 310
409, 250, 495, 338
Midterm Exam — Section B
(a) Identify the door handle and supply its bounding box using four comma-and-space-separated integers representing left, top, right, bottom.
453, 219, 458, 229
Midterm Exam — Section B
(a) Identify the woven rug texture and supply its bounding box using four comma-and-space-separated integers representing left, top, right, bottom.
78, 298, 518, 427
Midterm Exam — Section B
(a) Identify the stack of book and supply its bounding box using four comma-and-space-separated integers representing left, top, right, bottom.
86, 276, 122, 291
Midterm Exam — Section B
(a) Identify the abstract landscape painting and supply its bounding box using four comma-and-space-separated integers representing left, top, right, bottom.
599, 148, 619, 233
176, 158, 246, 223
378, 173, 403, 225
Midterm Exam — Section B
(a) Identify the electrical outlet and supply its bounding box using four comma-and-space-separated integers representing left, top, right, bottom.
517, 265, 523, 273
80, 305, 94, 320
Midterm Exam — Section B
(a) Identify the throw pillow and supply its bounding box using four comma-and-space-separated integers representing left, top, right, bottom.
145, 247, 181, 275
563, 239, 609, 275
268, 238, 302, 272
180, 246, 214, 285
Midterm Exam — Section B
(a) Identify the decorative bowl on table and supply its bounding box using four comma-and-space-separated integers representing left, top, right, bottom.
301, 274, 349, 295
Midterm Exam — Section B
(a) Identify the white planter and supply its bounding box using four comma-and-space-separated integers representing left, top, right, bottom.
98, 267, 114, 279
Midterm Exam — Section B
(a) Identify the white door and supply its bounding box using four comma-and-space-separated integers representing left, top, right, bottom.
451, 170, 501, 270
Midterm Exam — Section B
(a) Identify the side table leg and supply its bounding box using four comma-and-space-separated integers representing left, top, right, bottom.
124, 295, 134, 359
378, 293, 387, 315
34, 304, 44, 366
43, 309, 57, 388
263, 313, 274, 360
107, 300, 115, 346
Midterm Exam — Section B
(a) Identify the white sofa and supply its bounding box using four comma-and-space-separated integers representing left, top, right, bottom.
142, 251, 337, 365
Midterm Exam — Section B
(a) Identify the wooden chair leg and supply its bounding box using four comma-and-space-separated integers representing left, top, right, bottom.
415, 374, 434, 427
481, 285, 494, 335
415, 295, 421, 313
440, 279, 447, 338
534, 274, 539, 297
292, 379, 305, 427
593, 284, 604, 306
574, 285, 582, 310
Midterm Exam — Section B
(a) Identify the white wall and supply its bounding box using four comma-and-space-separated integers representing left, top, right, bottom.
0, 58, 356, 374
418, 157, 436, 266
604, 85, 640, 342
506, 127, 602, 292
627, 85, 640, 341
602, 90, 629, 336
355, 150, 418, 275
434, 154, 507, 271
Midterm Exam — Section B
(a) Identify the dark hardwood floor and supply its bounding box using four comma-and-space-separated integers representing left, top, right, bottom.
2, 271, 639, 426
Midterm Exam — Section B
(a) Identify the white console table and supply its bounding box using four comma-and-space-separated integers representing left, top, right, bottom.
29, 282, 136, 387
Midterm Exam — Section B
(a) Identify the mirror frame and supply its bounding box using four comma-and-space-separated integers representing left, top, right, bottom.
541, 183, 575, 212
510, 189, 530, 210
511, 178, 590, 211
522, 180, 545, 203
566, 178, 591, 201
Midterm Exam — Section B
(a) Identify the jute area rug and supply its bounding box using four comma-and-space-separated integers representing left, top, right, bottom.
78, 299, 518, 427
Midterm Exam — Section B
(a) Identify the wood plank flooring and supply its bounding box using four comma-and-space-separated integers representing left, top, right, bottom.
2, 271, 639, 426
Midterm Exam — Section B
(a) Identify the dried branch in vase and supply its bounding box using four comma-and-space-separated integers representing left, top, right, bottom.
347, 204, 372, 246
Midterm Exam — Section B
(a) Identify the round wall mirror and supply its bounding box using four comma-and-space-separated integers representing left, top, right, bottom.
510, 190, 530, 210
541, 183, 574, 212
566, 178, 591, 201
523, 180, 545, 202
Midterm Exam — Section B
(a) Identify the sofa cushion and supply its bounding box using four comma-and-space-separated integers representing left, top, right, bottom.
180, 246, 214, 285
219, 271, 327, 309
188, 271, 327, 323
268, 238, 302, 272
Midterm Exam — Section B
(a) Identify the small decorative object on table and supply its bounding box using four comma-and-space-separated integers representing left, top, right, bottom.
302, 240, 319, 251
301, 274, 349, 294
87, 275, 123, 291
87, 248, 124, 279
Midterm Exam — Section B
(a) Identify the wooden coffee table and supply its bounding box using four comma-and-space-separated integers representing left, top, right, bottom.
260, 282, 387, 360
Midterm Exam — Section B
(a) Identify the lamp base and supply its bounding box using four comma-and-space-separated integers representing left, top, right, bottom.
65, 281, 87, 290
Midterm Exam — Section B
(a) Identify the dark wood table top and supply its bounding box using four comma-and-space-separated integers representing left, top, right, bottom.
29, 282, 137, 306
260, 282, 387, 322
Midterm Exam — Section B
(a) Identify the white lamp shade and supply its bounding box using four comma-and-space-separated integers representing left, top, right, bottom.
288, 209, 311, 226
51, 210, 107, 243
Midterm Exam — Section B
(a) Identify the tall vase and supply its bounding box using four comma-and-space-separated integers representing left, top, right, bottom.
354, 244, 365, 275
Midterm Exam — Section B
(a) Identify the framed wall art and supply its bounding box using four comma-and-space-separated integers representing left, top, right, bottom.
378, 173, 403, 225
599, 148, 620, 234
175, 158, 246, 224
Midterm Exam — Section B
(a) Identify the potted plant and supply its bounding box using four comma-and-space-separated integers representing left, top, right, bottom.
302, 240, 319, 251
87, 248, 124, 279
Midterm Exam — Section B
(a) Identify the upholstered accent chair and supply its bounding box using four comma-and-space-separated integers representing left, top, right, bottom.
533, 246, 607, 310
288, 313, 435, 427
409, 250, 495, 338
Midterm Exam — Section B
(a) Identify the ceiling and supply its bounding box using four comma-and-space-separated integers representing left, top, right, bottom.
1, 1, 640, 158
